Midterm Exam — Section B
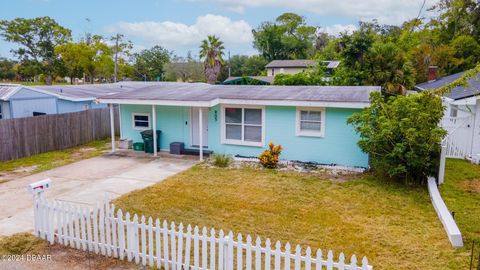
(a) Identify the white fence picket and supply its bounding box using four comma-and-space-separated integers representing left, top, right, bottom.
33, 198, 373, 270
148, 217, 154, 267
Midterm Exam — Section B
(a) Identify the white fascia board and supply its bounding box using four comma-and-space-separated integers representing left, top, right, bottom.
98, 98, 370, 109
451, 96, 477, 106
97, 98, 212, 107
213, 99, 369, 108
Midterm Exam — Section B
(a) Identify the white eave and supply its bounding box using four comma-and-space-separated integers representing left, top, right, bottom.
97, 98, 370, 109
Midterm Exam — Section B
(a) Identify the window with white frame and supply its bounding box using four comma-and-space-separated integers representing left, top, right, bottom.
296, 108, 325, 137
132, 113, 150, 130
222, 106, 264, 146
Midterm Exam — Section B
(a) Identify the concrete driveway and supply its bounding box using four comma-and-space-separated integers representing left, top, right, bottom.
0, 153, 197, 236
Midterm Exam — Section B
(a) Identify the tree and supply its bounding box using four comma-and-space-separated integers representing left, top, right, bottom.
273, 66, 326, 86
0, 16, 71, 84
228, 55, 268, 77
110, 34, 133, 83
55, 43, 95, 83
347, 92, 446, 184
364, 42, 415, 94
133, 45, 171, 81
0, 58, 16, 80
252, 13, 316, 61
199, 35, 224, 84
450, 35, 480, 72
164, 55, 205, 82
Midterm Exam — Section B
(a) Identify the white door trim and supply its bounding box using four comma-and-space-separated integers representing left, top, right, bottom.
190, 107, 208, 148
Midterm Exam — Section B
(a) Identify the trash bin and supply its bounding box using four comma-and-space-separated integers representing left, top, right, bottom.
140, 130, 161, 153
133, 142, 144, 151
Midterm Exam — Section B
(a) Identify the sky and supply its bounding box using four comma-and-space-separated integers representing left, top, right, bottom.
0, 0, 438, 59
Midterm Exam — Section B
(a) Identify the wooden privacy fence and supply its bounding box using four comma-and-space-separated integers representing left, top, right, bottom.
33, 198, 373, 270
0, 107, 119, 162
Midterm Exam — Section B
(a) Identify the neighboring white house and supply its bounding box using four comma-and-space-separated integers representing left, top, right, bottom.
265, 60, 340, 77
415, 68, 480, 160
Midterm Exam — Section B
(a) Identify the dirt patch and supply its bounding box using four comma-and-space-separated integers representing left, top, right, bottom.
0, 243, 137, 270
0, 165, 39, 184
460, 179, 480, 193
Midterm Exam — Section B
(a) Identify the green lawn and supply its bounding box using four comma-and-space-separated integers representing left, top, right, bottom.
441, 159, 480, 264
114, 163, 477, 270
0, 138, 111, 183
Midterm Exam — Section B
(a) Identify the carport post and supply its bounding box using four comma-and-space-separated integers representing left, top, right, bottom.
152, 105, 157, 157
199, 107, 203, 161
109, 104, 115, 153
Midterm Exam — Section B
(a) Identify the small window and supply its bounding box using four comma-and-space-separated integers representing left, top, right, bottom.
296, 108, 325, 137
132, 113, 150, 130
450, 105, 458, 117
222, 106, 264, 146
33, 112, 46, 116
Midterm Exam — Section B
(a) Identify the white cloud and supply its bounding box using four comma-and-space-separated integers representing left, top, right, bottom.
105, 14, 253, 51
320, 24, 357, 36
191, 0, 438, 25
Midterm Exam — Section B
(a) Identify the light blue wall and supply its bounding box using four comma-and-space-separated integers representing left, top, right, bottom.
208, 105, 368, 167
120, 104, 368, 167
120, 104, 191, 150
9, 88, 57, 118
57, 99, 106, 114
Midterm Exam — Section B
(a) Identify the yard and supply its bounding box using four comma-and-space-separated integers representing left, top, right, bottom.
113, 160, 479, 270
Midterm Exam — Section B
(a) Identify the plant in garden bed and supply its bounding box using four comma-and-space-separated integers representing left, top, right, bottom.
347, 91, 446, 185
259, 142, 283, 169
210, 154, 233, 168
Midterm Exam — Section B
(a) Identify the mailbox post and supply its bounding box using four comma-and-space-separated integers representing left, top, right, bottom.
28, 179, 52, 236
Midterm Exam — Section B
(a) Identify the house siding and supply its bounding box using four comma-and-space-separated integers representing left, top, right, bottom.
120, 104, 191, 150
9, 88, 57, 118
208, 105, 368, 167
119, 104, 367, 167
57, 99, 106, 114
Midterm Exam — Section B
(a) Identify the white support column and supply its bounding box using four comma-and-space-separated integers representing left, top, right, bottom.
152, 105, 157, 157
118, 104, 123, 139
109, 104, 116, 153
199, 107, 203, 161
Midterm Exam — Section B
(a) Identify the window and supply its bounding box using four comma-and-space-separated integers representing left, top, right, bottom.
222, 106, 264, 146
132, 113, 150, 130
296, 108, 325, 137
450, 105, 458, 117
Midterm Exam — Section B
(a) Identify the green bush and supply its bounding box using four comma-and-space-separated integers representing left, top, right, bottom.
211, 154, 233, 168
347, 92, 446, 185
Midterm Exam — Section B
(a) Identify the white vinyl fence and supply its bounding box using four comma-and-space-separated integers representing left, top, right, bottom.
441, 116, 474, 159
33, 198, 372, 270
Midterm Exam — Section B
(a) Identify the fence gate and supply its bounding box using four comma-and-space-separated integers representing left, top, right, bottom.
441, 116, 474, 159
33, 197, 373, 270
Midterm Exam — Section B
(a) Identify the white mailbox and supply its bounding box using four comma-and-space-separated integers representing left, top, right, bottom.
28, 179, 52, 195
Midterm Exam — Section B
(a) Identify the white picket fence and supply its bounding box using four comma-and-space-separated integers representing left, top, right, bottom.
33, 198, 372, 270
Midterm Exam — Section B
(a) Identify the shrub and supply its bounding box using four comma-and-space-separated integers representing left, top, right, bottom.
211, 154, 232, 168
259, 142, 283, 169
347, 91, 446, 185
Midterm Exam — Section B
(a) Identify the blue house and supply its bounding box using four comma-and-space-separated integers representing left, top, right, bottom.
99, 83, 379, 168
0, 83, 142, 119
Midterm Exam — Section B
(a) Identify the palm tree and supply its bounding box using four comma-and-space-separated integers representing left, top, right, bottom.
199, 35, 225, 84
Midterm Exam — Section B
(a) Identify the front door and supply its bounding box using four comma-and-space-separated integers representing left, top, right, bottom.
191, 107, 208, 148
